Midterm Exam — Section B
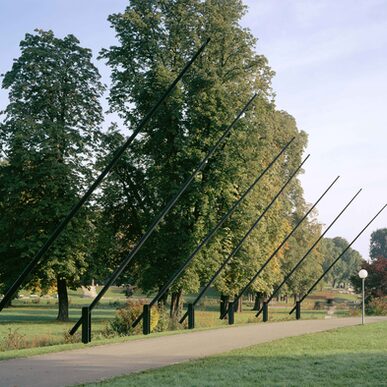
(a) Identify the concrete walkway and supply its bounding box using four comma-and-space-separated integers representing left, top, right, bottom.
1, 316, 386, 387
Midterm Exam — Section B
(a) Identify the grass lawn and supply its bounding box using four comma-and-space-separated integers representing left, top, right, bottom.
0, 287, 357, 359
84, 321, 387, 387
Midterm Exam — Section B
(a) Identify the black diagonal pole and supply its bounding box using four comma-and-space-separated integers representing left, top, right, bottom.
0, 39, 210, 312
256, 188, 362, 317
289, 203, 387, 315
131, 137, 296, 329
179, 155, 310, 324
69, 93, 257, 335
220, 175, 340, 320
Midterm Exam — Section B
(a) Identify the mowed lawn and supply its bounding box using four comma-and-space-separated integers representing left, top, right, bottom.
0, 287, 355, 359
84, 321, 387, 387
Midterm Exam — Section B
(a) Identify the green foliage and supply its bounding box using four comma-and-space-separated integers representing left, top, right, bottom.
321, 237, 363, 288
97, 0, 309, 311
0, 29, 104, 315
280, 208, 324, 297
108, 299, 161, 336
370, 228, 387, 260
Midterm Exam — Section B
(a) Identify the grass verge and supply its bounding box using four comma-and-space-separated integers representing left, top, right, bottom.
83, 321, 387, 387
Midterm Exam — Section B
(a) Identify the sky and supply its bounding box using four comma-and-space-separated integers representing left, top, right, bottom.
0, 0, 386, 260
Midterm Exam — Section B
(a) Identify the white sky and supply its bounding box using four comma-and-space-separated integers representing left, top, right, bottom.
1, 0, 386, 259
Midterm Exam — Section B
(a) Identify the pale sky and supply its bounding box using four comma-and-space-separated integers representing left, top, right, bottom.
1, 0, 386, 259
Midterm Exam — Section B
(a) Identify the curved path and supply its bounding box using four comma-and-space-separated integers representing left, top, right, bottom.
1, 316, 386, 387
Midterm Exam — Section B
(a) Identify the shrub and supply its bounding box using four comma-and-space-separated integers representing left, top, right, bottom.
63, 331, 81, 344
0, 328, 26, 351
109, 299, 160, 336
366, 297, 387, 316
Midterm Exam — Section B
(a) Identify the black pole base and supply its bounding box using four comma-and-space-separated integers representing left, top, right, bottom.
82, 306, 91, 344
228, 302, 235, 325
296, 301, 301, 320
263, 302, 269, 322
143, 304, 151, 335
188, 303, 195, 329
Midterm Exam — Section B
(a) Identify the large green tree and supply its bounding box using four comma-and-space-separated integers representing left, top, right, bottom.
98, 0, 308, 316
0, 30, 104, 320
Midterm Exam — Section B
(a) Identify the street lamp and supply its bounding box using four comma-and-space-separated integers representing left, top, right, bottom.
358, 269, 368, 325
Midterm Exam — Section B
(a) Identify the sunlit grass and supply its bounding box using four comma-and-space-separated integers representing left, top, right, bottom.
84, 321, 387, 387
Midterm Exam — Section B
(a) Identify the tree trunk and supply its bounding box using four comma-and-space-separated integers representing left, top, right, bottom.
169, 290, 182, 318
253, 292, 262, 311
57, 277, 69, 321
220, 294, 229, 319
235, 295, 243, 313
158, 291, 168, 308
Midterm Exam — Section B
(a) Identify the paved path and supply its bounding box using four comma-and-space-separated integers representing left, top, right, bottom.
1, 316, 386, 387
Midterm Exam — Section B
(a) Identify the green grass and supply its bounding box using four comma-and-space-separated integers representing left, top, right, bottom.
84, 321, 387, 387
0, 287, 357, 359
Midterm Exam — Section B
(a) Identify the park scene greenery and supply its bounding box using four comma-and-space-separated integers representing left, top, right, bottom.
0, 0, 386, 375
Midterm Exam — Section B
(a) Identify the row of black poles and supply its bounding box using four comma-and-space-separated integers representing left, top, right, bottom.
288, 203, 387, 317
0, 39, 211, 313
220, 176, 340, 320
131, 137, 296, 330
71, 93, 258, 338
256, 188, 362, 318
179, 155, 310, 326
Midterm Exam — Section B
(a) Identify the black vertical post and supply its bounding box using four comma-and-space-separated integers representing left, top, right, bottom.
262, 302, 268, 322
188, 303, 195, 329
228, 302, 235, 325
82, 306, 91, 344
143, 304, 151, 335
295, 301, 301, 320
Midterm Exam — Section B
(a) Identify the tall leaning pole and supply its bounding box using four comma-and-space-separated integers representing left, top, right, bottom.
288, 203, 387, 318
0, 39, 211, 313
71, 94, 258, 341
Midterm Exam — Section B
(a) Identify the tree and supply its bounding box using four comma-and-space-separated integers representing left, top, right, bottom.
370, 228, 387, 261
99, 0, 308, 316
351, 257, 387, 298
320, 237, 363, 288
0, 30, 104, 320
281, 208, 324, 299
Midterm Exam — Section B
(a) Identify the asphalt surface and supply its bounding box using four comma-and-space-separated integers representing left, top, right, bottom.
1, 316, 386, 387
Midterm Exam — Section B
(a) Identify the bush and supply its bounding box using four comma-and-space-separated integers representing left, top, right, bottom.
109, 299, 160, 336
63, 330, 81, 344
366, 297, 387, 316
0, 328, 26, 351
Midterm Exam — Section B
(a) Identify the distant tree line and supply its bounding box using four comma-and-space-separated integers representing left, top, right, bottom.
0, 0, 371, 321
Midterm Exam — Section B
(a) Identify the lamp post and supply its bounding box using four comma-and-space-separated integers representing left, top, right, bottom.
358, 269, 368, 325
